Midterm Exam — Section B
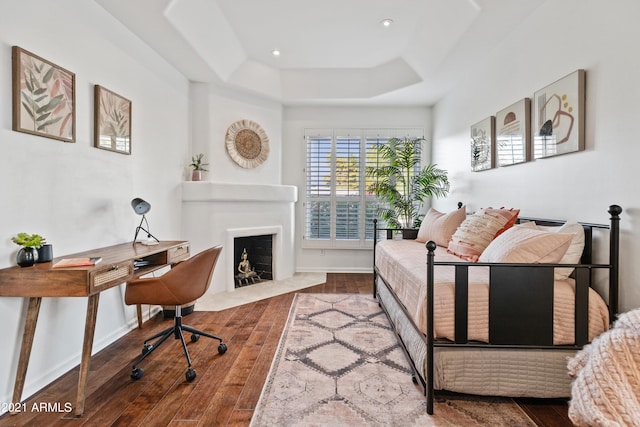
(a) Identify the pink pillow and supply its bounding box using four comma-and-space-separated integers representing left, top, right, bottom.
416, 206, 466, 246
447, 207, 520, 261
478, 226, 573, 264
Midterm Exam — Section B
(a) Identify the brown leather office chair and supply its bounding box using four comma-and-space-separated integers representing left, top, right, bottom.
125, 245, 226, 382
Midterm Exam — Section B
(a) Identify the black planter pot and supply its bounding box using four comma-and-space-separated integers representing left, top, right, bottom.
402, 228, 419, 240
17, 247, 38, 267
37, 244, 53, 263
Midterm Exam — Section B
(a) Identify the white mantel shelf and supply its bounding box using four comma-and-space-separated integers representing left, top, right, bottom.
182, 181, 298, 203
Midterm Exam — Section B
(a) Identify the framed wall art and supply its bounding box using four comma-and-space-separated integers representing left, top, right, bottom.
533, 69, 585, 159
470, 116, 495, 172
496, 98, 531, 167
94, 85, 131, 155
12, 46, 76, 142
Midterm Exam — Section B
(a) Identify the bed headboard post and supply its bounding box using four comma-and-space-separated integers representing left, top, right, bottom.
373, 219, 378, 298
608, 205, 622, 320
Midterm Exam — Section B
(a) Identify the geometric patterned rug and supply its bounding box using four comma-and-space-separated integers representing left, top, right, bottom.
250, 294, 536, 426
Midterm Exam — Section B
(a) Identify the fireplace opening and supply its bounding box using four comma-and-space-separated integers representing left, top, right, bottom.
233, 234, 273, 287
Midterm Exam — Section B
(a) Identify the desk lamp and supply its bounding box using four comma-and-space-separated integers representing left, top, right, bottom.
131, 198, 159, 245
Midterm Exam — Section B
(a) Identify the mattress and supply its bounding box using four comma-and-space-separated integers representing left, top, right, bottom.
375, 239, 610, 344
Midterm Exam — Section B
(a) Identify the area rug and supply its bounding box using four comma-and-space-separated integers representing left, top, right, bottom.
195, 272, 326, 311
250, 293, 536, 427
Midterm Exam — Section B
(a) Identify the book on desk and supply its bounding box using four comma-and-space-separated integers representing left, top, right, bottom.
51, 257, 102, 268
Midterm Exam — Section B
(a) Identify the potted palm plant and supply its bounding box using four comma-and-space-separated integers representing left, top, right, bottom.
189, 153, 209, 181
366, 137, 449, 238
11, 232, 46, 267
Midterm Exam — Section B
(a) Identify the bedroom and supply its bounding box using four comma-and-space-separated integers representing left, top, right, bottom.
0, 0, 637, 421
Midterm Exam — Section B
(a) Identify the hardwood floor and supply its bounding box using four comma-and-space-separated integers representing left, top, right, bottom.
0, 273, 572, 426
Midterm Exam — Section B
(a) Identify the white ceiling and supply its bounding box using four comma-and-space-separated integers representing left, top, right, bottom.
95, 0, 545, 106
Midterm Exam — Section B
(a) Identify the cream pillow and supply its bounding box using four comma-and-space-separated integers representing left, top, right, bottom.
478, 226, 573, 264
534, 222, 585, 279
416, 206, 466, 246
447, 207, 520, 262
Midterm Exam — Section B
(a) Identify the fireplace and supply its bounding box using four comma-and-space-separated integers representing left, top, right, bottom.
234, 234, 273, 287
182, 182, 296, 295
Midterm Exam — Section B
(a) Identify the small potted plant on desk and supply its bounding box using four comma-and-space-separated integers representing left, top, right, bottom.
189, 153, 209, 181
11, 232, 46, 267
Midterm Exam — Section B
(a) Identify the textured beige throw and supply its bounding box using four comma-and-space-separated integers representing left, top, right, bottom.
568, 308, 640, 426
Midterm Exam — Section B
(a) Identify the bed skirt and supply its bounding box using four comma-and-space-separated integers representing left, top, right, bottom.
377, 276, 575, 398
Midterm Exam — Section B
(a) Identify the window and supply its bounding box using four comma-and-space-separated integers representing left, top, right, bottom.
304, 128, 424, 249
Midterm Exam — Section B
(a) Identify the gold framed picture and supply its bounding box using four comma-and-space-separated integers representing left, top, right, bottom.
94, 85, 131, 155
496, 98, 531, 167
533, 70, 585, 159
470, 116, 495, 172
12, 46, 76, 142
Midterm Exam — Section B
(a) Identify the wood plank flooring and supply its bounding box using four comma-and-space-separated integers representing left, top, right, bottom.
0, 273, 572, 426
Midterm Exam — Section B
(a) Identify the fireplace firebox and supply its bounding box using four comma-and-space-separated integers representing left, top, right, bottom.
233, 234, 273, 287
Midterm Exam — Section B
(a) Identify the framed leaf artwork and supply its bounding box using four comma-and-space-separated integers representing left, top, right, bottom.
94, 85, 132, 155
470, 116, 495, 171
12, 46, 76, 142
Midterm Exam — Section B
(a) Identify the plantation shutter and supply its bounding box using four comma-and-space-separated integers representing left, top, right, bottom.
303, 128, 424, 249
305, 132, 332, 240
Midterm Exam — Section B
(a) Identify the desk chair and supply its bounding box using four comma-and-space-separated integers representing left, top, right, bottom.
125, 245, 226, 382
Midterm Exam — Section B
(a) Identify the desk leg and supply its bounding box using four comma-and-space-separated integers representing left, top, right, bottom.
75, 293, 99, 417
10, 297, 42, 415
136, 304, 143, 328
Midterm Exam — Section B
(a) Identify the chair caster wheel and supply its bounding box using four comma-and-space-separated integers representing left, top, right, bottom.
412, 375, 418, 384
186, 368, 196, 382
131, 368, 144, 380
142, 344, 153, 355
218, 343, 227, 354
191, 334, 200, 343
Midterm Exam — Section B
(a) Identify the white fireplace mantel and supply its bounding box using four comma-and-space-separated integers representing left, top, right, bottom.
182, 181, 297, 203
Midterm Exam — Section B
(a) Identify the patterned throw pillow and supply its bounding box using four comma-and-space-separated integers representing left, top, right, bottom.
447, 207, 520, 261
416, 206, 466, 246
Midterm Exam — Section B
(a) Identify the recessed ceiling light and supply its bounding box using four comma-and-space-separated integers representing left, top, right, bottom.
271, 49, 281, 57
381, 19, 393, 27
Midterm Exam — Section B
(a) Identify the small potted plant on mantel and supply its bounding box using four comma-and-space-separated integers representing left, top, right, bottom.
189, 153, 209, 181
11, 232, 46, 267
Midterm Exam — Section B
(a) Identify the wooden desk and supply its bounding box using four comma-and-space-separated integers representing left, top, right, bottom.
0, 241, 190, 416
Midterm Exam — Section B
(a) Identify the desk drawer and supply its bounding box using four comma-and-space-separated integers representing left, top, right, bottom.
90, 262, 133, 290
168, 244, 190, 263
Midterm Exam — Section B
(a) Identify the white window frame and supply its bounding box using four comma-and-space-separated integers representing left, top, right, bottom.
303, 127, 424, 250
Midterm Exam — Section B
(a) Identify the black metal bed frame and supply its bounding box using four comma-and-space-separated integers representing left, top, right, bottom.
372, 204, 622, 414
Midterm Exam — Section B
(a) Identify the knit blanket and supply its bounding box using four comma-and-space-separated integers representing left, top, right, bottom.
568, 309, 640, 426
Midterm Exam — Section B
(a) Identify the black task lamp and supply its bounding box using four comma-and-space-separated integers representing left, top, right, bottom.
131, 198, 159, 245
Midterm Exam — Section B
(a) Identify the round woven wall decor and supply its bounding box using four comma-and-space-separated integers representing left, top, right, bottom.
225, 119, 270, 168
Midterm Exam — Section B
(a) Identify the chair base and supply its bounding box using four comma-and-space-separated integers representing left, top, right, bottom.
162, 302, 195, 318
130, 305, 227, 382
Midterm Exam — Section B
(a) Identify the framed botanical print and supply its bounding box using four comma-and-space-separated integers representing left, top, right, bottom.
470, 116, 495, 171
12, 46, 76, 142
496, 98, 531, 167
94, 85, 131, 155
533, 70, 585, 159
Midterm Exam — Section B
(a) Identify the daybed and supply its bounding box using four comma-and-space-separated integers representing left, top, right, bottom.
373, 204, 622, 414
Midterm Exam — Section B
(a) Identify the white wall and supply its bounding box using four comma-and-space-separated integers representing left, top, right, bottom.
0, 0, 189, 409
431, 0, 640, 313
190, 82, 283, 185
282, 106, 431, 272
